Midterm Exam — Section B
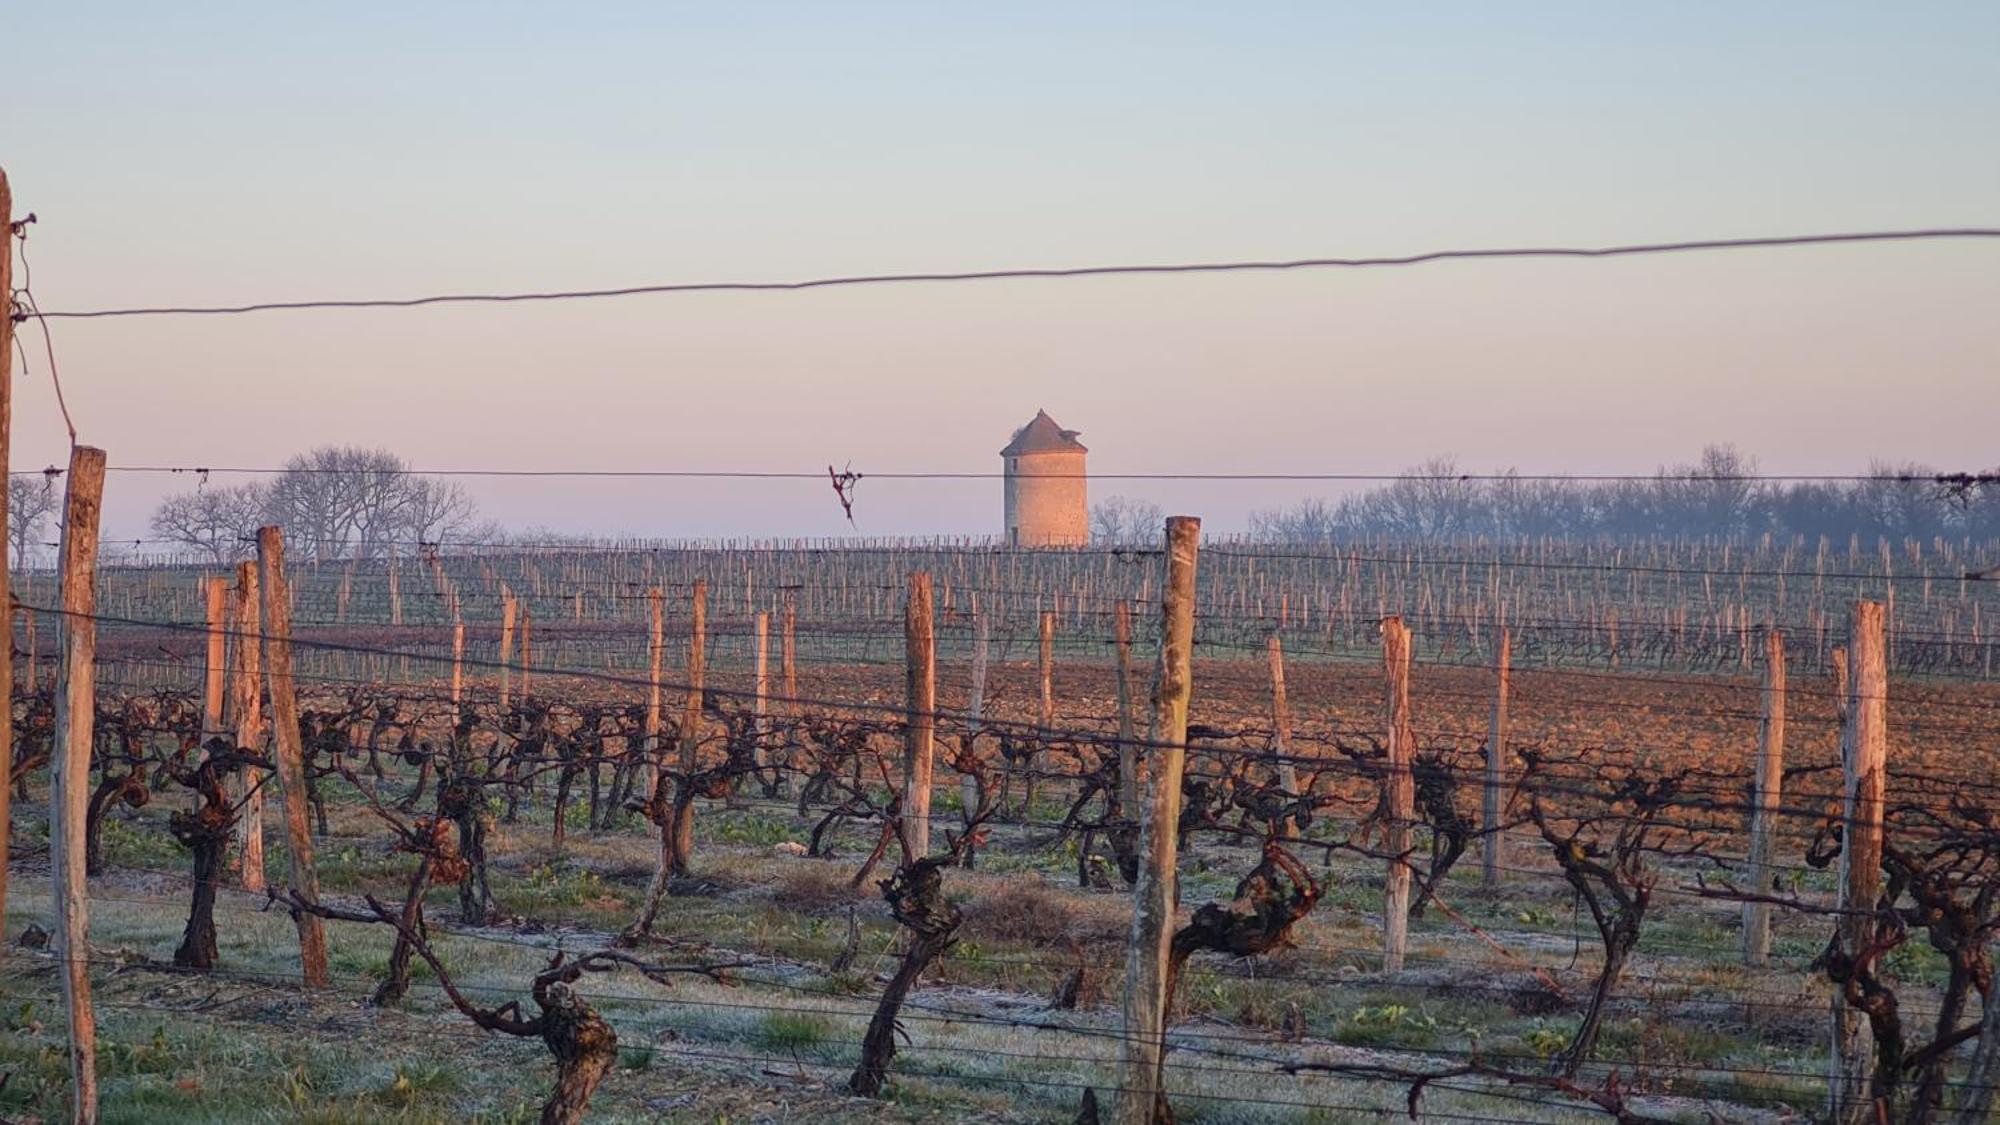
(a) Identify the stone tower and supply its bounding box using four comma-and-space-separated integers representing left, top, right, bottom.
1001, 409, 1088, 546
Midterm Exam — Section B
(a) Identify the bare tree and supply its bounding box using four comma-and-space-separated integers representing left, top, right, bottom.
262, 446, 412, 560
149, 482, 268, 564
1249, 496, 1344, 542
149, 446, 483, 562
1088, 496, 1165, 544
402, 476, 481, 547
1370, 455, 1481, 538
7, 472, 60, 568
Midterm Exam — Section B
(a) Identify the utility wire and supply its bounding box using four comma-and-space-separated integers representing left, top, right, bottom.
9, 465, 1999, 485
19, 227, 2000, 321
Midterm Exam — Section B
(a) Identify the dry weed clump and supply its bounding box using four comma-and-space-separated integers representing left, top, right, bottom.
773, 863, 870, 915
958, 876, 1126, 949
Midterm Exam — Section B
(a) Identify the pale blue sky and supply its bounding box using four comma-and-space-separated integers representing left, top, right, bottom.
10, 2, 1998, 542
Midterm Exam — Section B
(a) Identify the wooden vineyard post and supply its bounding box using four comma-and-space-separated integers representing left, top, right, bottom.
201, 577, 228, 750
1831, 607, 1886, 1122
497, 593, 517, 712
1481, 626, 1510, 888
668, 579, 706, 874
753, 612, 771, 781
1742, 626, 1786, 966
1039, 609, 1056, 732
1032, 609, 1053, 813
231, 562, 265, 891
902, 573, 936, 858
1265, 631, 1300, 835
518, 604, 533, 701
257, 527, 331, 989
450, 619, 465, 707
387, 561, 402, 626
782, 595, 796, 707
644, 588, 663, 800
1381, 616, 1415, 973
967, 597, 991, 835
24, 605, 34, 691
49, 446, 106, 1124
0, 167, 12, 934
1115, 600, 1138, 814
1114, 516, 1200, 1125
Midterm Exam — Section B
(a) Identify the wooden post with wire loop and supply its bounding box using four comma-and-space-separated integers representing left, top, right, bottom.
257, 526, 331, 988
50, 445, 106, 1124
1113, 516, 1200, 1125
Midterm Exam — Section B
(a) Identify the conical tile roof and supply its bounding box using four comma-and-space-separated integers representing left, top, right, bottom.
1000, 410, 1087, 456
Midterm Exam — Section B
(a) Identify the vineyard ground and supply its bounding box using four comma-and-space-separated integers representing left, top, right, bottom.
5, 656, 1996, 1123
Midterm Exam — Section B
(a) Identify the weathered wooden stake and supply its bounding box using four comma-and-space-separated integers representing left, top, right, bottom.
1030, 608, 1053, 814
1481, 626, 1511, 888
518, 605, 533, 700
753, 611, 770, 778
782, 596, 797, 706
668, 579, 706, 872
1114, 516, 1200, 1125
449, 619, 465, 706
497, 593, 517, 711
1038, 609, 1055, 733
1382, 616, 1415, 973
258, 526, 330, 989
1266, 631, 1300, 834
1115, 600, 1138, 813
0, 167, 14, 934
1742, 627, 1786, 966
231, 562, 265, 891
644, 588, 664, 799
1831, 608, 1885, 1122
201, 577, 228, 752
902, 573, 936, 858
967, 597, 990, 825
50, 445, 106, 1124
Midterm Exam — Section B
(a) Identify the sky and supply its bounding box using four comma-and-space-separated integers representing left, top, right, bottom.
8, 2, 1998, 546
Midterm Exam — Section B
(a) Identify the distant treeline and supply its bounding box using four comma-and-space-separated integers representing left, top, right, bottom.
1247, 446, 2000, 544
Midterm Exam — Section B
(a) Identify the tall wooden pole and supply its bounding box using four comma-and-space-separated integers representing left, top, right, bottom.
49, 445, 106, 1125
1481, 626, 1511, 888
1114, 515, 1200, 1125
449, 619, 465, 707
230, 562, 265, 891
0, 167, 14, 933
201, 577, 228, 751
1265, 631, 1300, 834
1382, 616, 1415, 973
1114, 600, 1138, 814
668, 579, 706, 872
782, 596, 797, 706
644, 588, 663, 799
1832, 608, 1886, 1122
1742, 627, 1786, 966
902, 573, 936, 858
517, 605, 533, 701
496, 593, 516, 712
1038, 610, 1055, 733
967, 596, 990, 827
753, 611, 770, 779
257, 526, 330, 989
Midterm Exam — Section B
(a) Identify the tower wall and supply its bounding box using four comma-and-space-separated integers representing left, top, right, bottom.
1004, 450, 1088, 546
